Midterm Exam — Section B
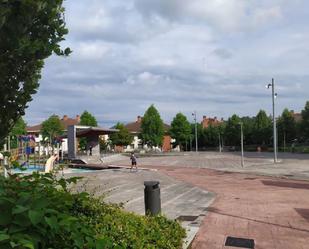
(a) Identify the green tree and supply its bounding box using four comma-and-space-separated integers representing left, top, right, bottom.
278, 109, 296, 148
170, 113, 191, 150
0, 0, 70, 145
140, 105, 164, 147
79, 111, 98, 150
241, 116, 255, 145
80, 111, 98, 127
10, 117, 27, 137
253, 110, 272, 145
9, 117, 27, 148
109, 123, 133, 147
41, 115, 64, 151
224, 114, 241, 146
191, 123, 204, 150
203, 125, 218, 147
301, 101, 309, 141
203, 123, 226, 148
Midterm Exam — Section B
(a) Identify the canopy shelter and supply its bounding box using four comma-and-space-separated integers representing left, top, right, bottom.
75, 127, 117, 137
66, 125, 118, 158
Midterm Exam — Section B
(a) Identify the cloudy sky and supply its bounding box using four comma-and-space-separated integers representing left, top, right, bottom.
25, 0, 309, 127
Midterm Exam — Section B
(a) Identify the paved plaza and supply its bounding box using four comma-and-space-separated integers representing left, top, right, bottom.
159, 167, 309, 249
70, 167, 215, 248
111, 152, 309, 181
71, 152, 309, 248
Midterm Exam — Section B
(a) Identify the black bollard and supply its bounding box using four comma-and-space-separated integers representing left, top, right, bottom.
144, 181, 161, 215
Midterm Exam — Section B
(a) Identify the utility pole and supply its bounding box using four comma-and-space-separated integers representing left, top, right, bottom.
240, 122, 244, 167
218, 133, 222, 153
8, 136, 10, 153
267, 78, 278, 163
192, 111, 198, 152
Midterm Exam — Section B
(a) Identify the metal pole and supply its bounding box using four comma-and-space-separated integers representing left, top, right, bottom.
283, 131, 286, 153
272, 78, 278, 163
219, 133, 222, 153
4, 156, 8, 178
61, 142, 64, 161
8, 136, 11, 153
194, 111, 198, 152
240, 122, 244, 167
4, 137, 7, 151
38, 142, 41, 165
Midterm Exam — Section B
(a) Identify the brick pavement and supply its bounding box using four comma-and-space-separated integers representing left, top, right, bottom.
156, 167, 309, 249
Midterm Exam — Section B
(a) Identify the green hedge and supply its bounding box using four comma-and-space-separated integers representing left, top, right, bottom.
0, 173, 185, 249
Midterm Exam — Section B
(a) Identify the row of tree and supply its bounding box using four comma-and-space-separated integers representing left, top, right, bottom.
6, 101, 309, 152
171, 101, 309, 150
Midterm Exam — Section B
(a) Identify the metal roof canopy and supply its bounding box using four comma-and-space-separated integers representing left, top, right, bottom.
63, 125, 118, 138
76, 126, 118, 137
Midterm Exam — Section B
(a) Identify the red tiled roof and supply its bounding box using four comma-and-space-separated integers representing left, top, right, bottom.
124, 116, 170, 133
60, 118, 80, 129
201, 116, 223, 129
26, 115, 80, 134
293, 113, 302, 123
125, 121, 143, 133
26, 124, 42, 133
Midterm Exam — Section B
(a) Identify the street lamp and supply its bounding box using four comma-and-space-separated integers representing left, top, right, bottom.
192, 111, 198, 152
266, 78, 278, 163
218, 132, 222, 153
239, 122, 244, 167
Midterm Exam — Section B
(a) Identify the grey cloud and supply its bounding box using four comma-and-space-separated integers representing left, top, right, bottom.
212, 48, 233, 59
25, 0, 309, 126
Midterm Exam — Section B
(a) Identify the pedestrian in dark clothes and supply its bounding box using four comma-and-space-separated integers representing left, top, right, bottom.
130, 152, 137, 172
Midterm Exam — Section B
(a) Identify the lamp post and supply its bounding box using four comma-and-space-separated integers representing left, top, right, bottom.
218, 133, 222, 153
192, 111, 198, 152
239, 122, 244, 167
267, 78, 278, 163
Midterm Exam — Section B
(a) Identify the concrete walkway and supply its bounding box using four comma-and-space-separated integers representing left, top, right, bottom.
70, 152, 309, 248
69, 168, 215, 248
112, 152, 309, 181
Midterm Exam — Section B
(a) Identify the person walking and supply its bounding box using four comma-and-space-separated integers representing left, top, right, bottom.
130, 152, 137, 172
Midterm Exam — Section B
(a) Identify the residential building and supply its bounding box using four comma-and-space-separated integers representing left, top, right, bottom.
26, 115, 81, 154
291, 111, 302, 123
201, 116, 223, 129
123, 116, 172, 152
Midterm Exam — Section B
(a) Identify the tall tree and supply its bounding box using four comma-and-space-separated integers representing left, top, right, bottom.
10, 117, 27, 137
224, 114, 241, 146
203, 125, 219, 147
0, 0, 70, 145
9, 117, 27, 149
80, 111, 98, 127
253, 110, 272, 145
278, 109, 296, 147
140, 105, 164, 147
301, 101, 309, 141
109, 123, 133, 147
170, 113, 191, 150
241, 116, 255, 145
41, 115, 64, 149
191, 123, 204, 150
79, 111, 98, 150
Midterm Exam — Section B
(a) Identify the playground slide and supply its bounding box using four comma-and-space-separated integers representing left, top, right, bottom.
45, 155, 58, 173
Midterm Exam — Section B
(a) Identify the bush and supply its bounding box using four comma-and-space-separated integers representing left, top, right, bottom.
0, 173, 185, 249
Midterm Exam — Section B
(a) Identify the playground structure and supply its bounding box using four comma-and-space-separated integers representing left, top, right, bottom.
3, 134, 64, 172
1, 125, 118, 174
